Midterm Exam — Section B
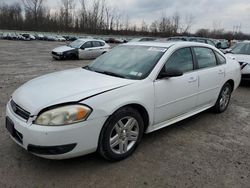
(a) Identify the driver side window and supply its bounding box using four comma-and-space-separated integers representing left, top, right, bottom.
164, 48, 194, 73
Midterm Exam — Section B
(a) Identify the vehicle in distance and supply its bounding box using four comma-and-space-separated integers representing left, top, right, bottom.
52, 39, 110, 60
6, 42, 241, 161
225, 41, 250, 80
129, 37, 158, 42
167, 36, 221, 48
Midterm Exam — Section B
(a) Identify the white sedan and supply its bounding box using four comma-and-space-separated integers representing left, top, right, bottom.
52, 39, 110, 60
225, 41, 250, 81
6, 42, 241, 161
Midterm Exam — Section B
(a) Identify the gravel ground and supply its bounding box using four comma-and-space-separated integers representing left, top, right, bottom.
0, 40, 250, 188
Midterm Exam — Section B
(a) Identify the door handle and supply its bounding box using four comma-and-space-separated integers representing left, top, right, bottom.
188, 77, 197, 83
218, 70, 224, 75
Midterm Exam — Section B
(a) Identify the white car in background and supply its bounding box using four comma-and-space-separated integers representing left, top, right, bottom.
55, 36, 66, 42
52, 39, 110, 60
225, 41, 250, 81
6, 42, 240, 161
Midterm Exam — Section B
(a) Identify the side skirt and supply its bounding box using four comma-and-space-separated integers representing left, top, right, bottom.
146, 104, 214, 133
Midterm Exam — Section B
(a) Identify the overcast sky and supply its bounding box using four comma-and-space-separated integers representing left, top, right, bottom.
3, 0, 250, 33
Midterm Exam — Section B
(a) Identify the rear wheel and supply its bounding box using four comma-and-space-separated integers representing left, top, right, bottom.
213, 83, 232, 113
98, 107, 144, 161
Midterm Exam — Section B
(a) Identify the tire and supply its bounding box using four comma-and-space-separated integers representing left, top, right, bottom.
98, 107, 144, 161
67, 53, 78, 60
213, 83, 232, 113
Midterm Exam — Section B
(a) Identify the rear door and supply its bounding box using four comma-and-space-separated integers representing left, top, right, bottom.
154, 47, 199, 124
193, 47, 226, 108
91, 41, 104, 58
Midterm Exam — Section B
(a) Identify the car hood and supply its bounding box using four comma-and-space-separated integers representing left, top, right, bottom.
52, 45, 75, 53
12, 68, 136, 115
225, 53, 250, 64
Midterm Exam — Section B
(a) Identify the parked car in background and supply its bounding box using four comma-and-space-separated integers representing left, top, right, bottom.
21, 33, 35, 40
105, 38, 124, 44
34, 34, 46, 40
129, 37, 158, 42
63, 35, 78, 41
6, 41, 240, 161
45, 35, 57, 41
16, 34, 26, 40
52, 39, 110, 60
7, 33, 18, 40
225, 41, 250, 81
167, 36, 221, 49
55, 35, 66, 41
218, 40, 230, 50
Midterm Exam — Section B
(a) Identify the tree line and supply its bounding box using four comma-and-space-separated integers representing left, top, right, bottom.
0, 0, 249, 40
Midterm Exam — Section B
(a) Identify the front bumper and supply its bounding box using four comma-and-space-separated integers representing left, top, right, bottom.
6, 102, 107, 159
51, 52, 63, 60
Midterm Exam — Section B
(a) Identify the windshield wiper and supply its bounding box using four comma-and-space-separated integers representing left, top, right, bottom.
95, 70, 126, 78
83, 66, 126, 78
102, 71, 126, 78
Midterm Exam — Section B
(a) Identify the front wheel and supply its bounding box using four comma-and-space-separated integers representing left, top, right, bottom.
98, 107, 144, 161
213, 83, 232, 113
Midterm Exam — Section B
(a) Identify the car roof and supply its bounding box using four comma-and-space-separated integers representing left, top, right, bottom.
123, 41, 217, 49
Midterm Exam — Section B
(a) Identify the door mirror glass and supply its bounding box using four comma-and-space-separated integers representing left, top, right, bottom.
158, 69, 183, 79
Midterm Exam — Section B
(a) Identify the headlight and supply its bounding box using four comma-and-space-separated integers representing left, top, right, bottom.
35, 105, 91, 126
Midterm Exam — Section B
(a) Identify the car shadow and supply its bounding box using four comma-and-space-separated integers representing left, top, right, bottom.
240, 80, 250, 88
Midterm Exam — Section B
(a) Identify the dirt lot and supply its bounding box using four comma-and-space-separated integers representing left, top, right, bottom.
0, 40, 250, 188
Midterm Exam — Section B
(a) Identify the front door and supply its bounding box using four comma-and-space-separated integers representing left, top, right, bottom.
154, 47, 199, 124
79, 41, 94, 59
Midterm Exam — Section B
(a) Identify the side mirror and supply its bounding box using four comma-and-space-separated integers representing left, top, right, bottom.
158, 69, 183, 79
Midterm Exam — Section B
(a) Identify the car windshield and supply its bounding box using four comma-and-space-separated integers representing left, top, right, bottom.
69, 39, 84, 48
86, 45, 167, 80
231, 43, 250, 55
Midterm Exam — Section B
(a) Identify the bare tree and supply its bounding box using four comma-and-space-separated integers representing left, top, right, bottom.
60, 0, 75, 31
172, 12, 180, 34
150, 21, 158, 33
182, 14, 194, 34
22, 0, 44, 29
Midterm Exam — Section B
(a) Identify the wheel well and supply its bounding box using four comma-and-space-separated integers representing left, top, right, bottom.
226, 79, 234, 90
122, 104, 150, 132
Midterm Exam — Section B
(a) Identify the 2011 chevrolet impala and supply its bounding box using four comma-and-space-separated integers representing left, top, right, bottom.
6, 42, 241, 161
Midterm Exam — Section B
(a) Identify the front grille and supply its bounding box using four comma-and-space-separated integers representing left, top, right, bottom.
52, 51, 58, 55
10, 100, 30, 121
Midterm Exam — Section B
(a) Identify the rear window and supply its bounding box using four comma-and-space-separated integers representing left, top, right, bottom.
194, 47, 217, 69
215, 51, 226, 64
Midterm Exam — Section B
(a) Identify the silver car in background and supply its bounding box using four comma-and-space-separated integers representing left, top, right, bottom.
52, 39, 110, 60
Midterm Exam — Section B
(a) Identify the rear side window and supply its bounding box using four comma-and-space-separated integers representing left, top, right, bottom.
194, 47, 217, 69
215, 51, 226, 64
92, 41, 101, 47
165, 48, 194, 73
